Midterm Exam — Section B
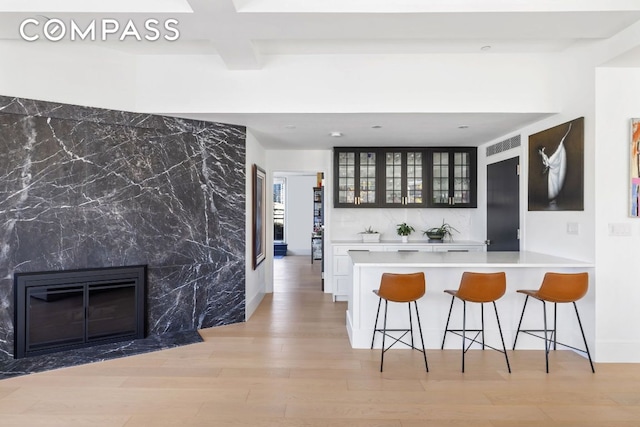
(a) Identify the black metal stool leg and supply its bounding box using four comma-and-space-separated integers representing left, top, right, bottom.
493, 301, 511, 373
573, 302, 595, 373
408, 302, 414, 348
371, 297, 382, 349
441, 295, 455, 349
553, 303, 558, 350
462, 300, 466, 373
513, 295, 530, 349
414, 301, 429, 372
542, 300, 549, 373
481, 303, 485, 350
380, 300, 389, 372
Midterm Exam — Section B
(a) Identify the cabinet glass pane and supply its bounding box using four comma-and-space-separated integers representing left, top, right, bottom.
432, 151, 449, 203
355, 152, 375, 204
433, 167, 449, 203
453, 152, 471, 204
431, 152, 449, 204
431, 153, 449, 204
337, 152, 356, 204
433, 152, 448, 165
385, 152, 402, 204
359, 152, 376, 204
407, 151, 423, 204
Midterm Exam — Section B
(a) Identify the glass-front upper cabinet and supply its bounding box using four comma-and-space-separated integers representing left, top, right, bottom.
382, 150, 426, 207
334, 149, 379, 207
428, 148, 477, 207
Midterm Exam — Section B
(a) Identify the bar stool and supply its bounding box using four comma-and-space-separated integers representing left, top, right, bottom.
441, 272, 511, 373
371, 272, 428, 372
512, 272, 594, 373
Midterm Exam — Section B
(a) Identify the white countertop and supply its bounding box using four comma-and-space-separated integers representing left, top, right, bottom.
332, 239, 486, 246
349, 250, 593, 268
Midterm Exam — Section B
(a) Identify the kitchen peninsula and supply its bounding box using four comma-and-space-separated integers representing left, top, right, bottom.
346, 250, 594, 353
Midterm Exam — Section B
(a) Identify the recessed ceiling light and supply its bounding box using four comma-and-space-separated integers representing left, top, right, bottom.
480, 45, 492, 51
371, 125, 383, 129
330, 131, 343, 137
458, 125, 469, 129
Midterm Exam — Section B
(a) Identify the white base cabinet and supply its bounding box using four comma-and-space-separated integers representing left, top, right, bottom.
330, 240, 485, 301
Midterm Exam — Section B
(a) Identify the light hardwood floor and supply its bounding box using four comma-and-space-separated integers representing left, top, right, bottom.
1, 255, 639, 426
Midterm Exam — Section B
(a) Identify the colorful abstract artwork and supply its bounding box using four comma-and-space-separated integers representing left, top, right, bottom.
630, 119, 640, 217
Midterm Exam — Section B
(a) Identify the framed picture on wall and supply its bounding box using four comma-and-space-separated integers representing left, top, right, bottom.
528, 117, 584, 211
630, 119, 640, 217
252, 164, 266, 269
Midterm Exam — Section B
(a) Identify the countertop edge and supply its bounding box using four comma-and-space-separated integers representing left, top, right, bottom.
348, 250, 594, 268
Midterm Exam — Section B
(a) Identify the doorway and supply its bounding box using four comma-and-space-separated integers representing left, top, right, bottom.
272, 171, 325, 292
487, 157, 520, 251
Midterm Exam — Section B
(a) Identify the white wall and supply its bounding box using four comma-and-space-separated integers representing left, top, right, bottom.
134, 53, 557, 116
0, 41, 137, 111
594, 67, 640, 362
517, 51, 597, 263
282, 174, 317, 255
245, 130, 268, 319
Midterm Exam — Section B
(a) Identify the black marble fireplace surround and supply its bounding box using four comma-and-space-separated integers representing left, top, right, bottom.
0, 96, 246, 377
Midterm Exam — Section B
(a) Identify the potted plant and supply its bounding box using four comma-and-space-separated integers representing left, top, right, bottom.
423, 220, 459, 242
396, 222, 415, 243
360, 226, 381, 243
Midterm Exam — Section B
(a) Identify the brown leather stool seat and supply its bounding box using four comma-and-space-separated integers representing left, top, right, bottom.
441, 272, 511, 373
512, 272, 594, 373
371, 272, 428, 372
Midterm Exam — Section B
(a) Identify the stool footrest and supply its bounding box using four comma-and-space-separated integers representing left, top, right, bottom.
373, 329, 426, 353
517, 330, 588, 355
445, 329, 508, 354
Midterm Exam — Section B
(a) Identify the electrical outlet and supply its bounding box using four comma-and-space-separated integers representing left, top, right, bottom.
567, 222, 579, 235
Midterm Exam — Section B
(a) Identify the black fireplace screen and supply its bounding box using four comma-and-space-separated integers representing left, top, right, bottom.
14, 265, 146, 359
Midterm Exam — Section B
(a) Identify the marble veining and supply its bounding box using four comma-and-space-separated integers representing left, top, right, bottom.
0, 95, 246, 364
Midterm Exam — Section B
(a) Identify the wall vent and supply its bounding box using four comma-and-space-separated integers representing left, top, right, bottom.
486, 135, 521, 157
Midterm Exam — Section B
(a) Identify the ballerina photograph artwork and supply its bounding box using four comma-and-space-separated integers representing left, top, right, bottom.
528, 117, 584, 211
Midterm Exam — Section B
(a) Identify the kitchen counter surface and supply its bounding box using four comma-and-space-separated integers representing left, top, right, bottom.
332, 239, 485, 246
348, 250, 593, 268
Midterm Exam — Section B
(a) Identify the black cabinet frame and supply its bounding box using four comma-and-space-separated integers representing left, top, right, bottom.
333, 146, 476, 208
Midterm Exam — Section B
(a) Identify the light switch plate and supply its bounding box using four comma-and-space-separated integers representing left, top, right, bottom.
567, 222, 579, 235
608, 223, 632, 236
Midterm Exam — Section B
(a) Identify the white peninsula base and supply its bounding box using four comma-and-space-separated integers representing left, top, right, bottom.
346, 251, 595, 353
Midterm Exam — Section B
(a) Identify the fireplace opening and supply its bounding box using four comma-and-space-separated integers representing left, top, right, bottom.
14, 265, 146, 359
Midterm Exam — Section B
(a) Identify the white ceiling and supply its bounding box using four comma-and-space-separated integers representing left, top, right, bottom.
177, 112, 555, 150
3, 0, 640, 149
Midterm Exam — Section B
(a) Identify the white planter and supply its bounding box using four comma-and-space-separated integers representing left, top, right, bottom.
401, 235, 409, 243
361, 233, 381, 243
